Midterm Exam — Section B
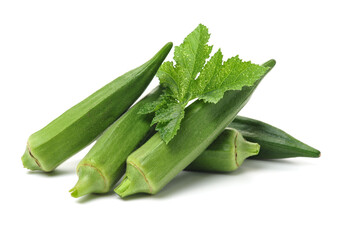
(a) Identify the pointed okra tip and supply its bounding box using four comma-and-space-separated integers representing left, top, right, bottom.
69, 165, 107, 198
164, 42, 173, 51
314, 150, 321, 158
296, 135, 321, 158
153, 42, 173, 61
263, 59, 276, 68
295, 137, 321, 158
301, 145, 321, 158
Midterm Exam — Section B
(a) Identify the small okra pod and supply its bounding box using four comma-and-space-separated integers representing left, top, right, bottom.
185, 128, 260, 172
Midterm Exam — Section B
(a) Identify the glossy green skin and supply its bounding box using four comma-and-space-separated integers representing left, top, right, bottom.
21, 42, 172, 172
186, 128, 260, 172
70, 87, 162, 197
115, 60, 276, 197
229, 116, 321, 159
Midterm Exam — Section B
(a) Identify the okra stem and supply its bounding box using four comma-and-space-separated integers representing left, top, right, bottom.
185, 128, 260, 172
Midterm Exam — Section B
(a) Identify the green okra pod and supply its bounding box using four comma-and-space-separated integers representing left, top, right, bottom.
21, 42, 172, 172
186, 116, 320, 172
115, 59, 276, 197
229, 116, 321, 159
69, 87, 162, 198
185, 128, 260, 172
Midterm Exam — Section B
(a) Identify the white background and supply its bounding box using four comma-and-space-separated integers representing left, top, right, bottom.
1, 0, 343, 239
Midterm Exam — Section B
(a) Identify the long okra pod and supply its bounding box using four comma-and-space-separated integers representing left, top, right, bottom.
115, 59, 276, 197
70, 87, 162, 198
21, 42, 172, 172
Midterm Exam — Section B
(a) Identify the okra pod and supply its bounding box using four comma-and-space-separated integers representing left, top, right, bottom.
229, 116, 321, 159
69, 87, 162, 198
21, 42, 172, 172
187, 116, 320, 172
185, 128, 260, 172
115, 59, 276, 197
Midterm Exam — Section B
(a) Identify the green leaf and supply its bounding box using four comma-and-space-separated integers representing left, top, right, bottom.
191, 49, 223, 97
219, 56, 267, 90
153, 103, 185, 143
140, 24, 270, 144
138, 91, 176, 114
157, 24, 213, 103
138, 99, 163, 114
198, 56, 268, 103
157, 62, 189, 101
156, 61, 180, 98
174, 24, 212, 81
